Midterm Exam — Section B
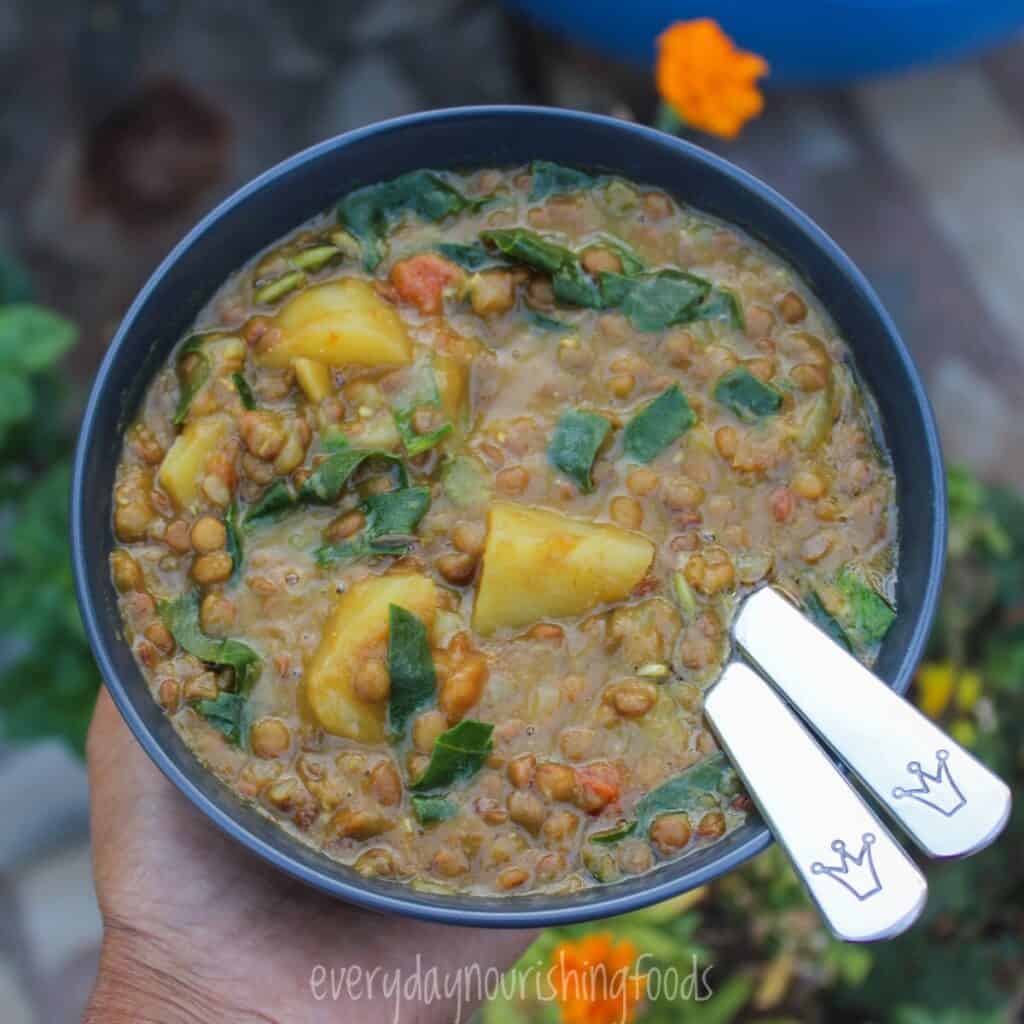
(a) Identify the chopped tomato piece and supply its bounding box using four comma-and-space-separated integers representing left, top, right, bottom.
389, 254, 464, 315
575, 762, 621, 814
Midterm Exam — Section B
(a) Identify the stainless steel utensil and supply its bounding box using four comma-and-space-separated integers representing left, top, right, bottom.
704, 585, 1012, 942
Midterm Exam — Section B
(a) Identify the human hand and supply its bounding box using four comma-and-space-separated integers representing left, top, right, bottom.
84, 688, 535, 1023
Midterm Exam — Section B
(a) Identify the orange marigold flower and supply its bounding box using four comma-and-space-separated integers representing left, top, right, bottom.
550, 932, 646, 1024
656, 18, 768, 140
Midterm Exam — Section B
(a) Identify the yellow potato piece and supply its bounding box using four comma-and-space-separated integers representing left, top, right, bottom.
472, 502, 655, 636
257, 279, 412, 369
433, 353, 469, 425
158, 415, 231, 510
293, 356, 333, 402
305, 573, 438, 741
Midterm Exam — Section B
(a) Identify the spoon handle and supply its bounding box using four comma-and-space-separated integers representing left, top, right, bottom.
705, 662, 927, 942
733, 587, 1012, 859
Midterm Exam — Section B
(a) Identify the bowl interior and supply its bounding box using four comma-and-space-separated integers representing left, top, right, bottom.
72, 106, 945, 927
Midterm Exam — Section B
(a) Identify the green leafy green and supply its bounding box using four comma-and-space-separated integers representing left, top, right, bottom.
805, 590, 853, 652
338, 171, 473, 270
411, 795, 458, 825
528, 160, 598, 201
315, 486, 431, 565
480, 228, 572, 275
441, 454, 493, 509
299, 448, 408, 505
588, 233, 645, 276
393, 364, 453, 456
524, 308, 572, 332
157, 590, 262, 695
172, 335, 212, 426
194, 692, 247, 744
552, 260, 604, 308
387, 604, 437, 736
232, 372, 256, 409
411, 719, 494, 792
244, 480, 297, 525
694, 287, 744, 328
601, 270, 711, 331
634, 752, 737, 837
714, 367, 783, 421
835, 566, 896, 647
623, 385, 695, 463
225, 501, 243, 581
548, 409, 610, 493
435, 242, 504, 271
588, 820, 638, 844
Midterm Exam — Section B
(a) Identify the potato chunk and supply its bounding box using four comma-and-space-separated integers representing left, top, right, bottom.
305, 573, 438, 741
158, 415, 231, 509
433, 353, 469, 425
472, 502, 655, 635
293, 356, 333, 402
257, 279, 412, 369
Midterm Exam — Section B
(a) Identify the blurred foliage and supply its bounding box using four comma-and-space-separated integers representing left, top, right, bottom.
0, 250, 1020, 1021
0, 254, 100, 755
486, 464, 1024, 1022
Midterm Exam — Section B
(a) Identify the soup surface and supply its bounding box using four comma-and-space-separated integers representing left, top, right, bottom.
110, 164, 897, 895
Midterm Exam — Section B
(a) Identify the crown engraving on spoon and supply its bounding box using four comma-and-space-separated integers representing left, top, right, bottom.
892, 749, 966, 817
811, 833, 882, 901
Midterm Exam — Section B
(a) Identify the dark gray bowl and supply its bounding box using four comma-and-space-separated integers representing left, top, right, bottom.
71, 106, 946, 927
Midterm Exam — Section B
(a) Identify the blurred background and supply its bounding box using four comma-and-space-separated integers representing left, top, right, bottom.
1, 2, 1023, 1021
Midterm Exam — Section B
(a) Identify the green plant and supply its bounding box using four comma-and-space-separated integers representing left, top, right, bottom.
0, 255, 100, 755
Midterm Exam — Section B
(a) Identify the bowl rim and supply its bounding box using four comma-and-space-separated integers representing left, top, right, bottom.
71, 104, 947, 928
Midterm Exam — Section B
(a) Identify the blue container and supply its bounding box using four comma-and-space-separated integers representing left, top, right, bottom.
72, 107, 945, 927
505, 0, 1024, 84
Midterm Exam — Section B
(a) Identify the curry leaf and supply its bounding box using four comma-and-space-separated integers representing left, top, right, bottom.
410, 719, 494, 792
411, 795, 459, 825
387, 603, 437, 736
244, 480, 297, 525
623, 385, 695, 463
158, 590, 261, 694
195, 692, 247, 745
0, 304, 77, 373
172, 335, 211, 426
338, 171, 472, 271
528, 161, 597, 201
714, 367, 783, 421
232, 372, 256, 410
548, 409, 610, 493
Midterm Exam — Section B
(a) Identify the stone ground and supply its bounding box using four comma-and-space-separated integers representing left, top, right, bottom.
1, 1, 1022, 1019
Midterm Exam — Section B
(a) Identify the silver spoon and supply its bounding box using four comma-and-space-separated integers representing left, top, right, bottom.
703, 586, 1011, 942
733, 586, 1012, 858
705, 661, 928, 942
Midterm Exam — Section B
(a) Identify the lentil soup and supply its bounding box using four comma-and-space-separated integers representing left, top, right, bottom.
110, 163, 897, 895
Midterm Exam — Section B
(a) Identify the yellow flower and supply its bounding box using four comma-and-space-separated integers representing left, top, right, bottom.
655, 19, 768, 140
915, 662, 955, 719
550, 933, 646, 1024
955, 670, 981, 711
950, 718, 977, 748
